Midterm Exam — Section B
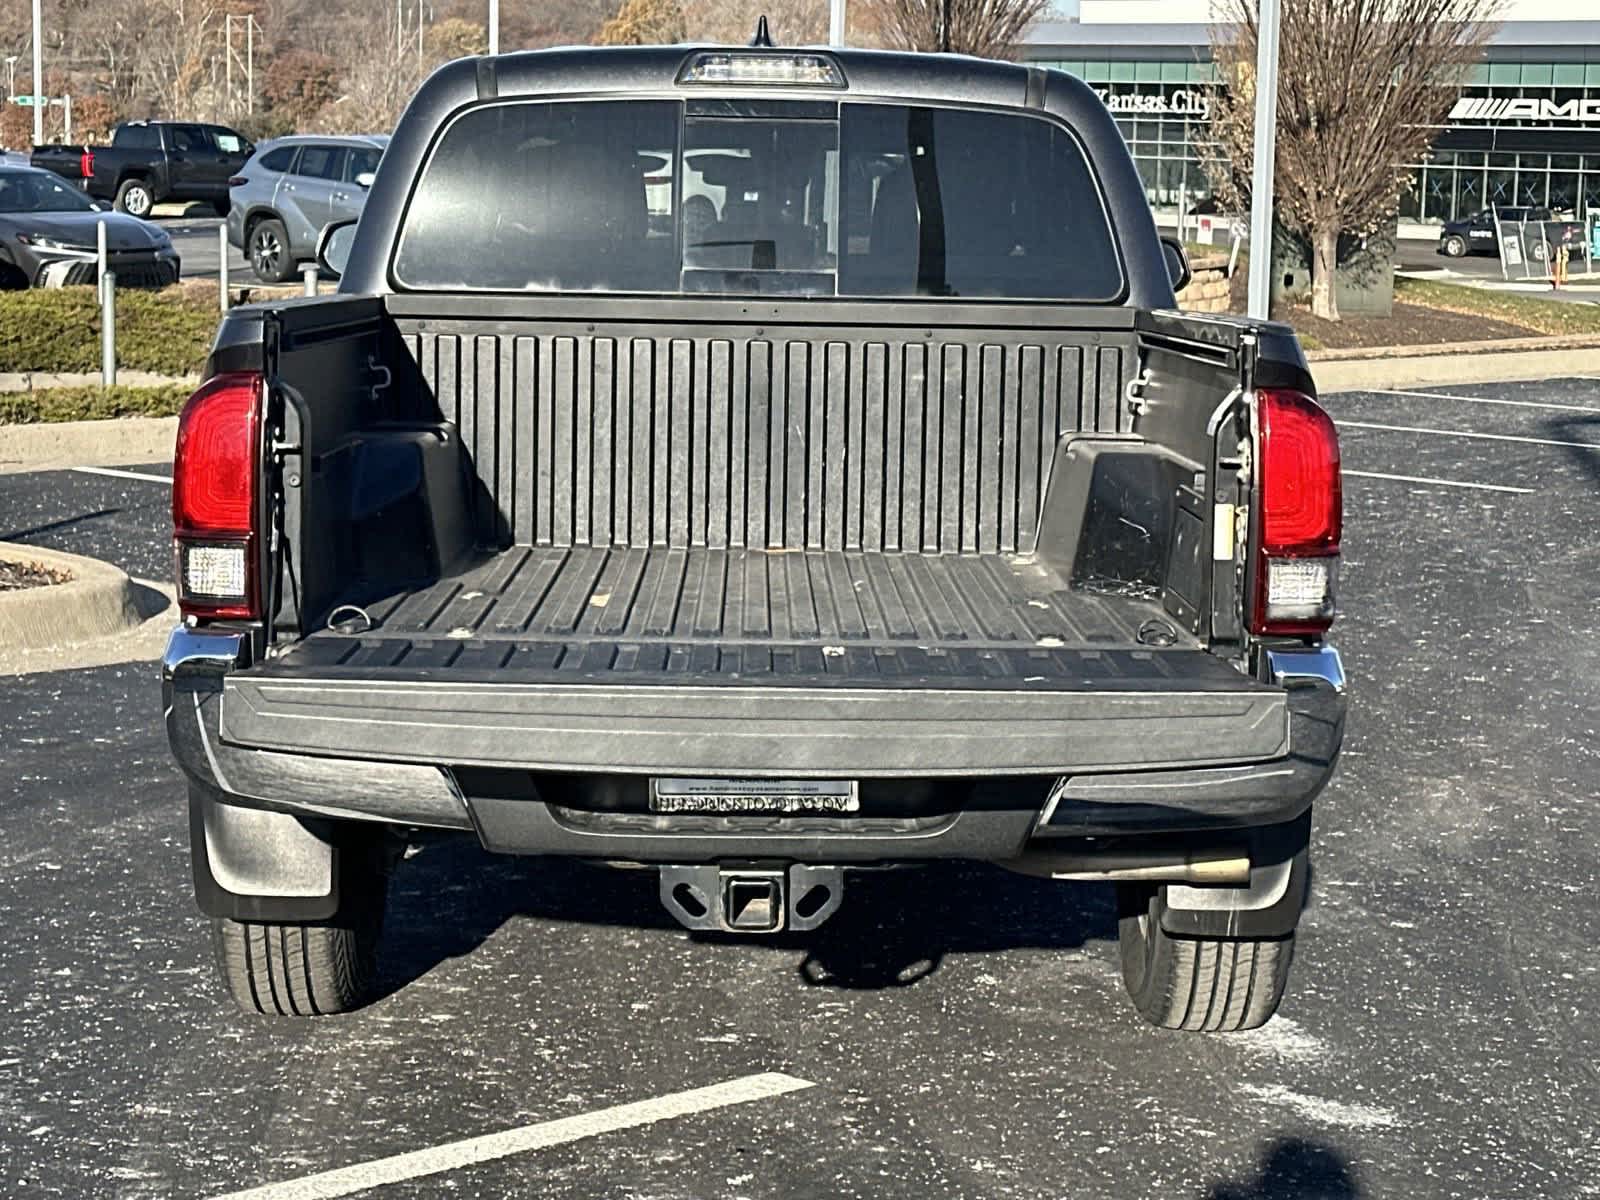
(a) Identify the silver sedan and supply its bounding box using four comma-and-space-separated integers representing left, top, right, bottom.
0, 166, 179, 289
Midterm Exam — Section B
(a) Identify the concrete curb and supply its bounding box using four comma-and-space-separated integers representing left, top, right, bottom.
0, 370, 198, 393
0, 542, 142, 653
1313, 345, 1600, 394
0, 415, 177, 474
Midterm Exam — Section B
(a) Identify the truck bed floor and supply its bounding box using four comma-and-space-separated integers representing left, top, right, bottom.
284, 546, 1197, 684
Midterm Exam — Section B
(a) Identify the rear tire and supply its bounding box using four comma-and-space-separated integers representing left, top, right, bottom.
114, 177, 154, 217
211, 840, 389, 1017
1117, 885, 1295, 1032
248, 216, 294, 283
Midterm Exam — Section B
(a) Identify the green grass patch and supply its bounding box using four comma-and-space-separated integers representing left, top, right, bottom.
1395, 277, 1600, 337
0, 285, 216, 375
0, 383, 191, 424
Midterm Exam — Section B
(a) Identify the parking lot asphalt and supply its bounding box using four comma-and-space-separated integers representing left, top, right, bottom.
153, 214, 252, 283
1, 378, 1598, 1199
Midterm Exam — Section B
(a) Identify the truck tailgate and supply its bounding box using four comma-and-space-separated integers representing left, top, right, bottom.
220, 546, 1288, 777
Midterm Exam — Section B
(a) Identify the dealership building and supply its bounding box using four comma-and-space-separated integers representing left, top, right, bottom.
1020, 0, 1600, 227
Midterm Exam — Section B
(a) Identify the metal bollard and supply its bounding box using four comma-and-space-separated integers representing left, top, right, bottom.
219, 222, 230, 312
302, 264, 317, 297
100, 270, 117, 389
97, 218, 107, 285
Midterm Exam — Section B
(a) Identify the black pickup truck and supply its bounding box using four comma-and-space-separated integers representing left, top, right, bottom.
163, 45, 1345, 1031
31, 121, 251, 217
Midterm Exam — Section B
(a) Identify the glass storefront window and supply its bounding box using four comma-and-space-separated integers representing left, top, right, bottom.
1028, 50, 1598, 222
1399, 171, 1424, 220
1422, 169, 1453, 221
1583, 173, 1600, 216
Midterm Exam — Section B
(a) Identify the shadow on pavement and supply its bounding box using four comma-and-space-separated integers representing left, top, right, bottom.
1543, 413, 1600, 492
1, 506, 124, 541
1207, 1138, 1363, 1200
377, 838, 1119, 999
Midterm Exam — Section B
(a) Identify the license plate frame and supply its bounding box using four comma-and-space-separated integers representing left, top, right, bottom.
649, 777, 859, 815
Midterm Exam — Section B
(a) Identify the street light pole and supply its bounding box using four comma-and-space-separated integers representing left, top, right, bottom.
1245, 0, 1281, 320
488, 0, 498, 56
829, 0, 845, 46
32, 0, 43, 145
4, 57, 16, 102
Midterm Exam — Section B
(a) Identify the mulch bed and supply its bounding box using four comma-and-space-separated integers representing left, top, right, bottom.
1222, 273, 1539, 349
0, 558, 71, 591
1285, 301, 1537, 350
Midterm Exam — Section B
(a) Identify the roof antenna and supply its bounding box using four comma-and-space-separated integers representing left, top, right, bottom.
750, 15, 774, 46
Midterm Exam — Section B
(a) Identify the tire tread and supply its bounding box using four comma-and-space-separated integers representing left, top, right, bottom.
1119, 891, 1295, 1032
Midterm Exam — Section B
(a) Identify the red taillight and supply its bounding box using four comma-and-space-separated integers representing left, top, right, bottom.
173, 371, 263, 619
1249, 387, 1341, 636
80, 149, 94, 178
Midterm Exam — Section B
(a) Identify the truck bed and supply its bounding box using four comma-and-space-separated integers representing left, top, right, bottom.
221, 546, 1289, 777
295, 544, 1183, 673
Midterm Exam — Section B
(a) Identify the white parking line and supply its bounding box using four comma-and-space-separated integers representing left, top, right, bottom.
1339, 420, 1600, 450
71, 466, 171, 484
207, 1072, 815, 1200
1343, 469, 1533, 495
1364, 388, 1600, 413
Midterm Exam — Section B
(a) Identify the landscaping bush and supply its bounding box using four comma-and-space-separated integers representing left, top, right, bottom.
0, 384, 191, 424
0, 285, 217, 376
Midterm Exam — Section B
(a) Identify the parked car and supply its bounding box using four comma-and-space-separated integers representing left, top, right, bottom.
0, 165, 178, 289
226, 135, 388, 283
30, 121, 251, 217
1438, 206, 1587, 261
164, 45, 1344, 1032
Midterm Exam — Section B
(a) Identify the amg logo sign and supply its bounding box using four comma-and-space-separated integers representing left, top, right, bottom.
1449, 97, 1600, 123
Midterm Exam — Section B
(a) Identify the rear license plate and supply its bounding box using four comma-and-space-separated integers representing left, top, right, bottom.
650, 778, 859, 815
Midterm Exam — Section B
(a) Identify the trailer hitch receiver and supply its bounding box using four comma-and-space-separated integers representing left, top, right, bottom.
660, 864, 844, 933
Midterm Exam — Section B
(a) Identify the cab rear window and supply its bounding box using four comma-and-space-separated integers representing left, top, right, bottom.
393, 99, 1122, 301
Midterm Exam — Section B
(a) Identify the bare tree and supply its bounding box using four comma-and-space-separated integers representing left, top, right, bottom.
861, 0, 1046, 58
1208, 0, 1498, 321
595, 0, 687, 45
681, 0, 828, 45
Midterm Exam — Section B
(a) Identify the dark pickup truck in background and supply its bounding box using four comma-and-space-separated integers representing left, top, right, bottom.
1437, 205, 1587, 261
32, 120, 251, 217
163, 45, 1345, 1032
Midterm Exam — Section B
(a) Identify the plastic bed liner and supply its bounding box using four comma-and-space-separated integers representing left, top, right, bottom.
222, 547, 1290, 776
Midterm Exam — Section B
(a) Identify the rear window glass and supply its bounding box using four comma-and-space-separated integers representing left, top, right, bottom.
258, 146, 295, 172
838, 105, 1121, 300
116, 125, 159, 150
296, 146, 346, 180
394, 99, 1120, 301
397, 101, 679, 292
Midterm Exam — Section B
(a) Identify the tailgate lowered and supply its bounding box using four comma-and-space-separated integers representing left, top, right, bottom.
219, 656, 1288, 778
